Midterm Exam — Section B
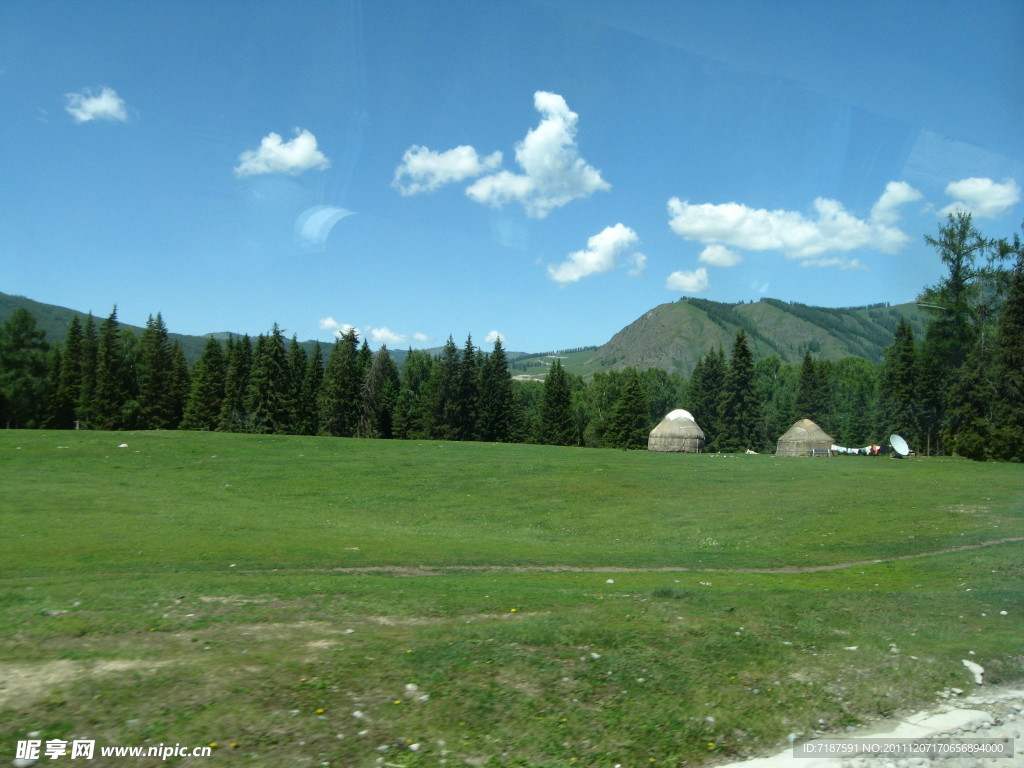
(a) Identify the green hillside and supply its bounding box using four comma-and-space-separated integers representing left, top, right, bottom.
3, 291, 927, 377
573, 298, 928, 378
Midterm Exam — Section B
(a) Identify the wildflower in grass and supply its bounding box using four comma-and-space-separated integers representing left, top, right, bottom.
510, 608, 517, 612
230, 742, 239, 748
315, 708, 325, 714
209, 742, 218, 748
707, 742, 716, 750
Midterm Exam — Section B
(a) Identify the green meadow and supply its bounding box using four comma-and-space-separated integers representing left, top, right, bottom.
2, 430, 1022, 767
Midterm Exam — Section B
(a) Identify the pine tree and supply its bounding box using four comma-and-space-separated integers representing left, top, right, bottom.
794, 350, 831, 428
876, 318, 921, 448
77, 313, 99, 428
717, 330, 762, 452
604, 368, 649, 449
993, 238, 1024, 460
92, 307, 127, 429
48, 315, 84, 429
538, 359, 573, 445
168, 341, 190, 428
219, 335, 253, 432
942, 332, 998, 460
0, 308, 50, 428
424, 336, 460, 440
358, 346, 400, 438
687, 347, 726, 450
286, 336, 308, 431
137, 313, 175, 429
246, 325, 291, 434
452, 335, 479, 440
476, 337, 515, 442
181, 336, 227, 431
393, 349, 433, 439
296, 342, 324, 436
318, 329, 361, 436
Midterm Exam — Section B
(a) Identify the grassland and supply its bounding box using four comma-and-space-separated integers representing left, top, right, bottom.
1, 430, 1022, 767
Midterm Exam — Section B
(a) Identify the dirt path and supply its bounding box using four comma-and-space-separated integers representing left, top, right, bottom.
1, 536, 1021, 582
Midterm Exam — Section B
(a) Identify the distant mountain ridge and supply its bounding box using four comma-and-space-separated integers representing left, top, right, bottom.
2, 291, 926, 377
511, 298, 929, 379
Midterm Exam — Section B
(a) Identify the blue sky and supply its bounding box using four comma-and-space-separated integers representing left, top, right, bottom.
2, 1, 1022, 353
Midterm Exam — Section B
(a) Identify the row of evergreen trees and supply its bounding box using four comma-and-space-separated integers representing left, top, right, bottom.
1, 213, 1021, 459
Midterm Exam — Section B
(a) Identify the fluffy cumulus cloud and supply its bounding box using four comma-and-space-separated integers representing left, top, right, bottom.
667, 182, 921, 266
392, 145, 503, 195
940, 177, 1021, 218
318, 317, 423, 347
235, 129, 330, 177
666, 268, 709, 293
65, 86, 128, 123
484, 330, 505, 345
698, 244, 742, 267
547, 224, 644, 284
467, 91, 610, 217
394, 91, 609, 218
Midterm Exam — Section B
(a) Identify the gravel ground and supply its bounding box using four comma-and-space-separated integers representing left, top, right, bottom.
719, 685, 1024, 768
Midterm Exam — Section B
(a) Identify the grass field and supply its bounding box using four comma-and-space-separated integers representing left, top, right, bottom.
2, 430, 1022, 767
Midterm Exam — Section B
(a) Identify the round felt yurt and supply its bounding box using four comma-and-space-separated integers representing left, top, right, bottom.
775, 418, 834, 457
648, 410, 705, 453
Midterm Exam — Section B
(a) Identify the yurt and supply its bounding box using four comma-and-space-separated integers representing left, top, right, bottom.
648, 410, 706, 453
775, 418, 834, 457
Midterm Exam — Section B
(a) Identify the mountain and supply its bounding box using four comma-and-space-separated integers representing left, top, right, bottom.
511, 298, 929, 379
2, 291, 927, 377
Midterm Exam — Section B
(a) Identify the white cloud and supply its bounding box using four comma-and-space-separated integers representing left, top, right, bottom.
318, 317, 359, 338
467, 91, 610, 217
65, 86, 128, 123
547, 224, 644, 284
799, 256, 866, 270
484, 330, 505, 345
939, 177, 1021, 218
667, 182, 920, 263
666, 268, 709, 293
870, 181, 923, 226
235, 128, 330, 177
318, 317, 426, 347
367, 326, 407, 346
698, 244, 742, 267
392, 145, 503, 195
627, 252, 647, 277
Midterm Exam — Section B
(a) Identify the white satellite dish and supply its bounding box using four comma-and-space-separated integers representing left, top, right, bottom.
889, 434, 910, 457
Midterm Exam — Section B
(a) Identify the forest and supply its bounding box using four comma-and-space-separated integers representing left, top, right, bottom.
1, 212, 1022, 461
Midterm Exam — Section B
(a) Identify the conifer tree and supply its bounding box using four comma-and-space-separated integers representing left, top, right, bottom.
393, 349, 433, 439
876, 318, 921, 448
92, 307, 127, 429
219, 335, 253, 431
476, 337, 515, 442
137, 313, 175, 429
687, 347, 726, 450
538, 359, 573, 445
358, 346, 400, 438
168, 341, 190, 428
993, 241, 1024, 460
77, 313, 99, 428
246, 324, 291, 433
604, 368, 648, 449
48, 315, 84, 429
286, 336, 308, 430
794, 349, 831, 427
717, 330, 762, 452
452, 335, 479, 440
181, 336, 227, 431
0, 308, 50, 428
296, 342, 324, 435
424, 336, 460, 440
318, 329, 361, 436
942, 332, 998, 460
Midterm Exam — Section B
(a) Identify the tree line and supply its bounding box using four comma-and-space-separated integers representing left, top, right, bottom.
1, 213, 1021, 460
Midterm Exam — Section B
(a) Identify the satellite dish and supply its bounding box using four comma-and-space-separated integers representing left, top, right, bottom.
889, 434, 910, 457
